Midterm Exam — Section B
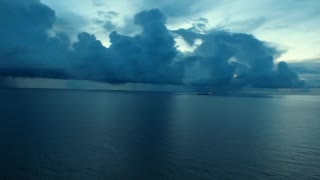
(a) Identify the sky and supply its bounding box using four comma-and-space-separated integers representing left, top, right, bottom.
0, 0, 319, 89
43, 0, 320, 61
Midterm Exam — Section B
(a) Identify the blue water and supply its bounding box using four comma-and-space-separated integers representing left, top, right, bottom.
0, 89, 320, 179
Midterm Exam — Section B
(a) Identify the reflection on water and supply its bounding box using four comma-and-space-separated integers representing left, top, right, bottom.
0, 89, 319, 179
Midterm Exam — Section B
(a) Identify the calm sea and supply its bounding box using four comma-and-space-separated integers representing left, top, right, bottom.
0, 89, 319, 179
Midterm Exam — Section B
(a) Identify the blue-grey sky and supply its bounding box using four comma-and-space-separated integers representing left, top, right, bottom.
43, 0, 320, 61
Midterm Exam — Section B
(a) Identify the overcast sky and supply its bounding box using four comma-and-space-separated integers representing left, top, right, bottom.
43, 0, 320, 62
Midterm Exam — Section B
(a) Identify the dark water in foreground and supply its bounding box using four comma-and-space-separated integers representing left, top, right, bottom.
0, 89, 320, 179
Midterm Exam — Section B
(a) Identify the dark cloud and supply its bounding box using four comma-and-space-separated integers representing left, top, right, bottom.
68, 9, 183, 84
91, 0, 104, 7
0, 0, 55, 50
0, 1, 305, 89
107, 11, 119, 18
92, 18, 105, 25
0, 0, 70, 68
106, 9, 184, 84
70, 32, 116, 82
102, 20, 117, 31
175, 29, 304, 88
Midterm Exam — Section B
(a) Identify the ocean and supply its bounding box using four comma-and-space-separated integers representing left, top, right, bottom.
0, 88, 319, 179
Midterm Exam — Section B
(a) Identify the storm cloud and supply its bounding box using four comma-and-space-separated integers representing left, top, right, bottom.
175, 28, 304, 88
0, 0, 305, 89
0, 0, 71, 71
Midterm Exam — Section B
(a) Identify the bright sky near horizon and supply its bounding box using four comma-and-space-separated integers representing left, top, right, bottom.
42, 0, 320, 62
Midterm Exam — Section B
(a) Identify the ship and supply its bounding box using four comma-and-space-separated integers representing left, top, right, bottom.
195, 92, 212, 95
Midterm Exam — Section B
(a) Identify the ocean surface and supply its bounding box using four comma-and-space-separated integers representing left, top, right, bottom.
0, 88, 319, 179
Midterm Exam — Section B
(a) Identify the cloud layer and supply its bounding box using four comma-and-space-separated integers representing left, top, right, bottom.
0, 0, 305, 89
